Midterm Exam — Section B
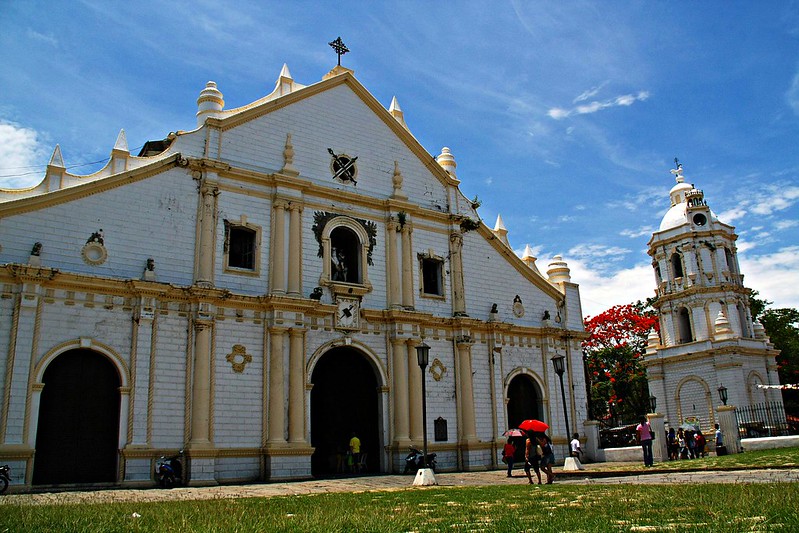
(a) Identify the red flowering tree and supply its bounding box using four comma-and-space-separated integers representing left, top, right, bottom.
583, 302, 659, 424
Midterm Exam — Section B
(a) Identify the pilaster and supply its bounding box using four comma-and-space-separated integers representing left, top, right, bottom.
391, 337, 410, 445
288, 327, 305, 443
287, 203, 303, 297
268, 327, 287, 444
401, 223, 414, 309
271, 200, 288, 295
406, 338, 422, 442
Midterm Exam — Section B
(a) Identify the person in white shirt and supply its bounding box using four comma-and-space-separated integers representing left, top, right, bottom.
570, 433, 582, 458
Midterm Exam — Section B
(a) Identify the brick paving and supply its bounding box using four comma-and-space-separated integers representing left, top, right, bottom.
1, 463, 797, 506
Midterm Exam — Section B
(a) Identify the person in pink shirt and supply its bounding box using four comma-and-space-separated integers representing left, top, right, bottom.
635, 417, 654, 467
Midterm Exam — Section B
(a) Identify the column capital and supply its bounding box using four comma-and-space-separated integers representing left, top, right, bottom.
288, 327, 306, 338
269, 325, 288, 335
273, 198, 289, 210
200, 181, 219, 197
288, 201, 304, 213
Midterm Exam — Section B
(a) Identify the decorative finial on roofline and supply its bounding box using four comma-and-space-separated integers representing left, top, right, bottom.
328, 37, 349, 66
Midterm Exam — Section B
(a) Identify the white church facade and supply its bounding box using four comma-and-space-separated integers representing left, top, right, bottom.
644, 162, 781, 431
0, 62, 587, 488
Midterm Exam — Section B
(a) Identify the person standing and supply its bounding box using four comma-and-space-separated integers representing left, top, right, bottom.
502, 439, 516, 477
570, 433, 582, 458
537, 435, 555, 484
714, 423, 726, 456
349, 432, 361, 473
524, 432, 542, 485
635, 417, 654, 467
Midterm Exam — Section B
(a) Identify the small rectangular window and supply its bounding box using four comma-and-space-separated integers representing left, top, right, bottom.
421, 257, 443, 296
227, 225, 256, 270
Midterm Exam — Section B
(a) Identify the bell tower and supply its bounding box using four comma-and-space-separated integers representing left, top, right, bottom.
644, 160, 781, 430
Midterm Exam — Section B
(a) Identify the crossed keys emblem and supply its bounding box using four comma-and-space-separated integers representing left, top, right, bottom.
328, 148, 358, 186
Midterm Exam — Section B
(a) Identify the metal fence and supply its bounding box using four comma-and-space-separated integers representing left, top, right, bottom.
736, 401, 797, 439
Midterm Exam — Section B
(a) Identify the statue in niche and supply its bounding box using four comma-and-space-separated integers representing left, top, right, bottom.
31, 242, 42, 256
331, 248, 348, 282
490, 303, 498, 314
146, 258, 155, 271
309, 287, 323, 300
87, 229, 104, 245
542, 310, 551, 321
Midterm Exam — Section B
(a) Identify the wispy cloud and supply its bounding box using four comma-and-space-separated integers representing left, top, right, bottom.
568, 243, 631, 266
620, 226, 655, 238
26, 29, 58, 47
787, 67, 799, 115
774, 219, 798, 230
573, 81, 609, 103
548, 91, 650, 120
740, 246, 799, 310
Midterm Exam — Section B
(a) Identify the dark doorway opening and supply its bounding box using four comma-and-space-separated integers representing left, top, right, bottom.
506, 375, 544, 462
310, 347, 380, 477
33, 349, 121, 485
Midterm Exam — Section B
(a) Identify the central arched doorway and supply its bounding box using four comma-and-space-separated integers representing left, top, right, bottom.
505, 374, 544, 462
310, 347, 381, 477
33, 349, 121, 485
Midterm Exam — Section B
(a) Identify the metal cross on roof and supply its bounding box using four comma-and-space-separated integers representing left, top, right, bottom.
328, 36, 349, 66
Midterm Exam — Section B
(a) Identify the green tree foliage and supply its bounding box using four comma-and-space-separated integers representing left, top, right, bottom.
583, 302, 659, 424
749, 290, 799, 415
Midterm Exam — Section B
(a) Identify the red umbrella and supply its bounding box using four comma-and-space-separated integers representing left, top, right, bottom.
518, 419, 549, 433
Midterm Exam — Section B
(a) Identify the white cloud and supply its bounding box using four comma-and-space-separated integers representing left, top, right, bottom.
548, 91, 649, 120
716, 207, 747, 223
26, 29, 58, 47
567, 243, 631, 263
620, 226, 655, 238
558, 258, 655, 318
0, 121, 48, 189
775, 220, 798, 231
740, 246, 799, 310
573, 82, 608, 103
748, 185, 799, 215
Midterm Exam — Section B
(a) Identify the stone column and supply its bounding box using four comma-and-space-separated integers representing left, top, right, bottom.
196, 181, 219, 286
189, 319, 213, 447
582, 420, 601, 463
268, 327, 286, 444
287, 203, 302, 297
288, 328, 305, 443
271, 200, 287, 295
391, 337, 410, 444
449, 232, 466, 316
647, 412, 667, 463
406, 339, 422, 442
130, 299, 156, 446
457, 338, 477, 442
401, 223, 414, 309
387, 218, 401, 309
717, 405, 741, 454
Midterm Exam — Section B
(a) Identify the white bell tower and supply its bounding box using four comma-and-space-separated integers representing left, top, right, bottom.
644, 160, 781, 430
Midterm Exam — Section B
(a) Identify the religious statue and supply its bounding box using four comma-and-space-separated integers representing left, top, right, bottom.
31, 242, 42, 256
331, 248, 348, 282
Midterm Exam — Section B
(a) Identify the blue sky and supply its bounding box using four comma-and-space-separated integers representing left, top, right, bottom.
1, 1, 798, 317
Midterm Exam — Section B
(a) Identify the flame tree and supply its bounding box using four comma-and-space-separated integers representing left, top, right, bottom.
582, 302, 659, 424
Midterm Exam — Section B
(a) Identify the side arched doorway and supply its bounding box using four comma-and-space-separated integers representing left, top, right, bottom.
33, 349, 121, 485
506, 374, 545, 462
310, 347, 381, 477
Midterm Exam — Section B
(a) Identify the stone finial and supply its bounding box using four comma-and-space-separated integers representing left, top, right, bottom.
391, 160, 407, 199
753, 320, 768, 341
436, 147, 457, 178
48, 145, 65, 168
275, 63, 296, 96
196, 81, 225, 127
645, 328, 660, 357
389, 96, 407, 129
114, 129, 129, 152
492, 214, 509, 247
521, 244, 541, 274
281, 133, 299, 176
714, 311, 735, 340
547, 255, 571, 284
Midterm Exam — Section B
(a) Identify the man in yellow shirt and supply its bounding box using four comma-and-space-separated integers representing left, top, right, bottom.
349, 432, 361, 473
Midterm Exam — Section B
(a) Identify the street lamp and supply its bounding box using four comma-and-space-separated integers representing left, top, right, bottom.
718, 384, 728, 406
550, 353, 570, 443
648, 395, 657, 414
415, 342, 430, 469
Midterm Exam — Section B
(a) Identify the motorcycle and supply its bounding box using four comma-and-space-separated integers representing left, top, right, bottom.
0, 465, 9, 494
403, 447, 437, 474
155, 450, 183, 488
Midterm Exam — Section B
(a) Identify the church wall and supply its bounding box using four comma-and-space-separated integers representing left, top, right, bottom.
0, 170, 199, 286
423, 338, 458, 444
149, 312, 189, 447
459, 232, 556, 326
0, 294, 14, 423
212, 315, 265, 448
410, 227, 451, 316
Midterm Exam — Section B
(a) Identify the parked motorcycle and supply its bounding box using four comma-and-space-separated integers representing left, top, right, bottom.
155, 450, 183, 488
0, 464, 9, 494
403, 447, 437, 474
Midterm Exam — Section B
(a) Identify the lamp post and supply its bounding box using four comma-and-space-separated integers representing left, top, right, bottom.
551, 353, 570, 443
718, 384, 728, 406
415, 342, 430, 469
648, 395, 657, 414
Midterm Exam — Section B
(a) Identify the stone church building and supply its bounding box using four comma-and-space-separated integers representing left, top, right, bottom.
644, 162, 781, 430
0, 62, 587, 488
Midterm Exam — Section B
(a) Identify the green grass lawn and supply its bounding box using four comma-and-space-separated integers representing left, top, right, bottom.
2, 483, 798, 532
586, 446, 799, 473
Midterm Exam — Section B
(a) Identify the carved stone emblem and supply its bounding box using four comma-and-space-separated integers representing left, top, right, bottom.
226, 344, 252, 373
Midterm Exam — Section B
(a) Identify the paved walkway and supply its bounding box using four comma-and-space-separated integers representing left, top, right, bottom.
2, 463, 798, 506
